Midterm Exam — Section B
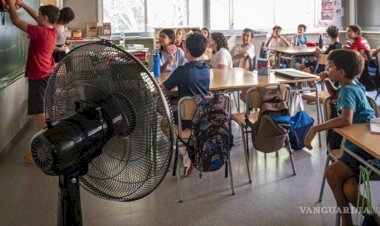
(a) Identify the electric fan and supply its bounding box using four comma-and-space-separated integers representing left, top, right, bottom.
30, 40, 174, 226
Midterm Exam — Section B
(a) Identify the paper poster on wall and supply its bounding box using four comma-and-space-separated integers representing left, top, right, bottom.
322, 2, 334, 10
321, 10, 333, 20
334, 7, 344, 17
334, 0, 342, 7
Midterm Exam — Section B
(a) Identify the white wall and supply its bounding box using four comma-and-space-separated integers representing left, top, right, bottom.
0, 77, 30, 154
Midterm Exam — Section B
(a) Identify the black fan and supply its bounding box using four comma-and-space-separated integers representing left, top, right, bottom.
31, 40, 173, 226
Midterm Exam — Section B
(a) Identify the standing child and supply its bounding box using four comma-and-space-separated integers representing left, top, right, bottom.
5, 0, 59, 162
175, 28, 185, 50
53, 7, 75, 63
291, 24, 308, 46
209, 32, 232, 69
159, 28, 186, 73
304, 50, 380, 226
162, 33, 210, 176
232, 28, 255, 68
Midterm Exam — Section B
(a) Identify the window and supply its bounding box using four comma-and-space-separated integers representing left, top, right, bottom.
233, 0, 275, 30
210, 0, 230, 30
188, 0, 204, 28
146, 0, 187, 30
274, 0, 315, 31
218, 0, 318, 31
103, 0, 145, 33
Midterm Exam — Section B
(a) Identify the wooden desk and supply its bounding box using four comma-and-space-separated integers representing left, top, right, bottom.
334, 124, 380, 174
335, 124, 380, 160
161, 68, 279, 92
274, 46, 316, 68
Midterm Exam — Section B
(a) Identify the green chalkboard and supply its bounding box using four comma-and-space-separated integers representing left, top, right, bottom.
0, 0, 40, 89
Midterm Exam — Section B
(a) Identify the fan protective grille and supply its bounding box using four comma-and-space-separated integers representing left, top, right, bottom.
45, 41, 173, 201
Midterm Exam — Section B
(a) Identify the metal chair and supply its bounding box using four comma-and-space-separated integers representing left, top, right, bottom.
231, 85, 296, 178
173, 94, 235, 202
318, 96, 379, 202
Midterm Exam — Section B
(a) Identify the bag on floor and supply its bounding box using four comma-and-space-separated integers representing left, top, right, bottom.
187, 94, 233, 174
251, 85, 290, 153
288, 92, 314, 150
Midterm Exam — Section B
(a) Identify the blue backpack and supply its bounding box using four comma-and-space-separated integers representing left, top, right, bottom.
187, 94, 232, 177
289, 92, 314, 150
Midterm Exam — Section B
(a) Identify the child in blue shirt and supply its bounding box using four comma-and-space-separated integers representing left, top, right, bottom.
162, 33, 210, 176
291, 24, 308, 46
304, 49, 379, 226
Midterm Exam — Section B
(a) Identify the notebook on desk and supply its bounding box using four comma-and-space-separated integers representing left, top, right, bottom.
370, 118, 380, 134
274, 68, 318, 79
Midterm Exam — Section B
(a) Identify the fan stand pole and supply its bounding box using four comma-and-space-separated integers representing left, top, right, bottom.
58, 173, 83, 226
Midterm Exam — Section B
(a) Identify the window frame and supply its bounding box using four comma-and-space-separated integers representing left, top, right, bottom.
98, 0, 327, 35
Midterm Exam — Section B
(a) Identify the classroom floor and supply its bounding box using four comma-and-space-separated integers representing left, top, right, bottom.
1, 91, 379, 226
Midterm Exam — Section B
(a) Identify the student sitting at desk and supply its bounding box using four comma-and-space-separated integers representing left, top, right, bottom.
290, 24, 308, 46
162, 33, 210, 176
209, 32, 233, 69
265, 25, 290, 66
175, 28, 185, 50
53, 7, 75, 63
299, 25, 342, 74
159, 28, 186, 73
304, 50, 379, 226
231, 28, 255, 68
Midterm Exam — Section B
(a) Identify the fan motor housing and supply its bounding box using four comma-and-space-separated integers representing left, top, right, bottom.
31, 107, 108, 176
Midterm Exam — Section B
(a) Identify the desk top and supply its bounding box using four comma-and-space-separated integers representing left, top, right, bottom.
161, 67, 319, 92
274, 46, 316, 55
334, 123, 380, 159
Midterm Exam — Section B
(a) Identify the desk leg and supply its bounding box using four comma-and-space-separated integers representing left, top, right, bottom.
316, 87, 322, 147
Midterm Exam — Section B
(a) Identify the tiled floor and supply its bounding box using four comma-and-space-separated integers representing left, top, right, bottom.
1, 93, 379, 226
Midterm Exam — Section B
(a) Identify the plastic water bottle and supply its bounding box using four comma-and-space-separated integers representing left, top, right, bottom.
119, 32, 125, 49
153, 50, 160, 82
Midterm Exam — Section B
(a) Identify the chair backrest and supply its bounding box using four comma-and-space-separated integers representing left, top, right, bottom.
367, 96, 378, 117
323, 95, 378, 122
314, 53, 328, 74
177, 94, 231, 132
245, 85, 289, 118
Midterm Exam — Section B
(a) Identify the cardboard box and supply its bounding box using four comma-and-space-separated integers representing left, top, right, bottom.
86, 22, 98, 37
102, 23, 112, 36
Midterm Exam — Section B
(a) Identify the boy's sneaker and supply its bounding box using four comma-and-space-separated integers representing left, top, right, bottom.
23, 152, 33, 164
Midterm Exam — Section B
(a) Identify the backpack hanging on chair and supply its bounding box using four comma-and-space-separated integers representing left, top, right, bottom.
288, 91, 314, 150
359, 50, 380, 92
186, 94, 233, 177
251, 85, 290, 153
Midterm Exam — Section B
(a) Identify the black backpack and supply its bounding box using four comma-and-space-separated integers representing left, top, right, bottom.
185, 94, 233, 177
359, 50, 380, 92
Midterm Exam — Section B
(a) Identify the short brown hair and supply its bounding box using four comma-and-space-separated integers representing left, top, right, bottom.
39, 5, 59, 25
328, 49, 364, 79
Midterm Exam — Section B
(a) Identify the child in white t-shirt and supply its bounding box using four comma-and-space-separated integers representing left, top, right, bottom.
209, 32, 232, 69
232, 28, 255, 68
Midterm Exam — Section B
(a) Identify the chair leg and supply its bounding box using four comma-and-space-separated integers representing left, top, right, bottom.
318, 156, 331, 202
286, 137, 296, 175
276, 151, 279, 158
245, 129, 250, 157
227, 155, 235, 195
241, 126, 252, 183
335, 212, 340, 226
177, 143, 183, 202
172, 137, 179, 176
